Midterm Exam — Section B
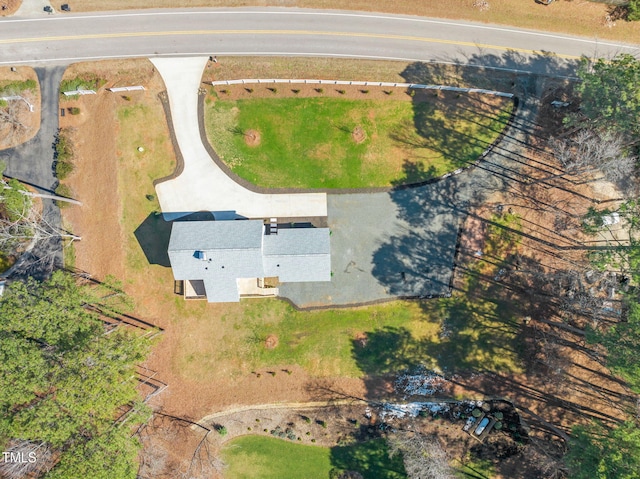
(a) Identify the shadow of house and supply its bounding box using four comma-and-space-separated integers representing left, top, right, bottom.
134, 211, 220, 268
133, 212, 172, 267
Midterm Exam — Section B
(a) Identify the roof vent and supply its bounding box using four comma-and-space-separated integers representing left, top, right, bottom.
194, 250, 207, 261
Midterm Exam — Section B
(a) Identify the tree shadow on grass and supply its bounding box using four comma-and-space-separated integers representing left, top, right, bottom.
133, 212, 172, 267
352, 292, 523, 379
330, 438, 407, 479
391, 87, 514, 172
423, 292, 523, 373
352, 326, 425, 376
391, 160, 439, 185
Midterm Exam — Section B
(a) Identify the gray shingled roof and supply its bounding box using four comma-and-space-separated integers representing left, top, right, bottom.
169, 220, 263, 251
168, 220, 331, 302
263, 228, 331, 282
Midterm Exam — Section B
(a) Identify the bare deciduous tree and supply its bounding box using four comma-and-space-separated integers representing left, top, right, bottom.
137, 412, 226, 479
0, 95, 29, 147
387, 431, 456, 479
552, 129, 637, 194
0, 440, 52, 479
1, 186, 80, 254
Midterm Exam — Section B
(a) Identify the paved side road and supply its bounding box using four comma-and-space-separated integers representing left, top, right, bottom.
0, 65, 67, 278
1, 66, 65, 194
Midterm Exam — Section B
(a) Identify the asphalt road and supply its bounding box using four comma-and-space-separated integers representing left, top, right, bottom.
0, 65, 65, 195
0, 8, 638, 74
0, 65, 66, 278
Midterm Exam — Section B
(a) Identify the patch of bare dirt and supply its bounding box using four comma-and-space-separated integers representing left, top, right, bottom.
351, 125, 366, 144
244, 128, 261, 147
353, 332, 368, 348
264, 334, 278, 349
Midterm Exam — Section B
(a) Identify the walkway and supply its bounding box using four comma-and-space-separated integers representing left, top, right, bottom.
151, 57, 327, 221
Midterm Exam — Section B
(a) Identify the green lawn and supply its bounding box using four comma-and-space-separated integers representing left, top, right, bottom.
222, 436, 406, 479
206, 299, 441, 378
176, 288, 523, 382
205, 96, 512, 188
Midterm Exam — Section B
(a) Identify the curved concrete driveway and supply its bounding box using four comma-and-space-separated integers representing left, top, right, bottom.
151, 57, 327, 220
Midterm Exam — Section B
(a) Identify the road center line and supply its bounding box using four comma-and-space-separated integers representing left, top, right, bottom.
1, 10, 636, 51
0, 29, 581, 59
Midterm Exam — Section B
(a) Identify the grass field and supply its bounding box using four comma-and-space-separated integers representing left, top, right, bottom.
222, 436, 406, 479
178, 299, 440, 379
174, 289, 523, 381
205, 95, 512, 188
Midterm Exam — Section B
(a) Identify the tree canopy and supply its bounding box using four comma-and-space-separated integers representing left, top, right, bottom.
0, 272, 150, 478
628, 0, 640, 21
575, 54, 640, 144
588, 300, 640, 394
566, 421, 640, 479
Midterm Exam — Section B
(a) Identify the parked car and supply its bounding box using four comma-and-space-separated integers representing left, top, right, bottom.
43, 5, 53, 12
61, 3, 70, 11
474, 417, 491, 436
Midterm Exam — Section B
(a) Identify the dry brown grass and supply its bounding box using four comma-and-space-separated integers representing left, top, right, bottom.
0, 0, 21, 16
60, 58, 172, 281
47, 0, 640, 43
207, 57, 413, 84
205, 56, 514, 92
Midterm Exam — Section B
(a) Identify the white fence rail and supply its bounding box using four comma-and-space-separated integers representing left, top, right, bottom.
62, 89, 96, 96
107, 86, 146, 92
0, 95, 35, 112
209, 79, 514, 98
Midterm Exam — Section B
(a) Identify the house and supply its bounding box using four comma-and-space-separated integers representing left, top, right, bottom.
167, 219, 331, 302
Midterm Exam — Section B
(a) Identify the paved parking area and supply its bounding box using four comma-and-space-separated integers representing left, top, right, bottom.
279, 178, 464, 308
